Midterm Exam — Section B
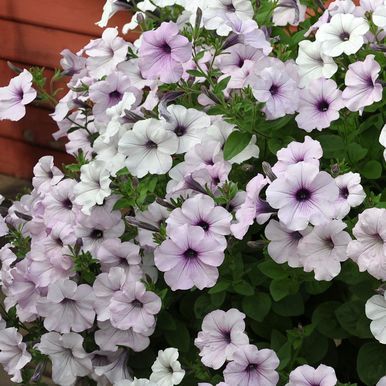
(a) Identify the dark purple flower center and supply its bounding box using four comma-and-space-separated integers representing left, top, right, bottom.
47, 171, 54, 178
339, 187, 349, 199
15, 87, 24, 101
174, 125, 187, 137
291, 231, 303, 241
55, 238, 64, 247
222, 330, 232, 343
245, 363, 258, 372
109, 90, 123, 104
162, 43, 172, 54
90, 229, 104, 239
197, 220, 210, 231
61, 298, 76, 305
238, 57, 245, 68
62, 198, 73, 210
366, 76, 375, 88
295, 188, 311, 202
340, 31, 350, 41
317, 99, 330, 112
269, 84, 279, 96
184, 248, 198, 259
146, 140, 158, 149
132, 299, 143, 308
226, 2, 236, 12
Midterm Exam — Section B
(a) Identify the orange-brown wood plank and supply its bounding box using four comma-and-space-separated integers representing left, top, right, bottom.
0, 0, 135, 37
0, 19, 139, 69
0, 137, 72, 179
0, 105, 65, 150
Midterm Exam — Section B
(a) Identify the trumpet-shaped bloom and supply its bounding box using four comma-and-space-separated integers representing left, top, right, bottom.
0, 70, 36, 121
266, 163, 339, 231
194, 309, 249, 369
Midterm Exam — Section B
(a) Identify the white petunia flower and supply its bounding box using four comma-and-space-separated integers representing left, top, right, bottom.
273, 0, 307, 26
296, 40, 338, 87
380, 125, 386, 161
373, 5, 386, 30
366, 294, 386, 344
150, 348, 185, 386
36, 332, 92, 386
118, 118, 178, 178
0, 328, 31, 383
316, 14, 369, 57
74, 160, 112, 215
162, 105, 210, 154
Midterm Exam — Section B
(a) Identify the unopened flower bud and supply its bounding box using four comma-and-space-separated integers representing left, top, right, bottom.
262, 161, 277, 181
331, 163, 340, 176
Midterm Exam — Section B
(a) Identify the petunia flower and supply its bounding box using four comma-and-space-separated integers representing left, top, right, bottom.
297, 220, 352, 280
109, 281, 161, 333
366, 293, 386, 344
0, 69, 37, 121
139, 22, 192, 83
347, 208, 386, 280
150, 347, 185, 386
154, 224, 225, 290
286, 364, 338, 386
295, 78, 344, 132
37, 279, 95, 333
0, 328, 31, 383
118, 118, 179, 178
194, 309, 249, 369
315, 14, 369, 57
342, 55, 383, 112
35, 332, 92, 386
266, 163, 339, 231
265, 219, 312, 268
223, 344, 279, 386
296, 40, 338, 87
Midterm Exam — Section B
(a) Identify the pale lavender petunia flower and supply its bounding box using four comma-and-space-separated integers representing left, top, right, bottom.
347, 208, 386, 280
36, 332, 92, 386
250, 60, 299, 119
85, 27, 128, 78
298, 220, 351, 280
32, 156, 64, 194
166, 194, 232, 248
95, 320, 153, 352
266, 163, 339, 231
0, 327, 31, 383
223, 344, 279, 386
96, 239, 141, 273
295, 78, 344, 132
110, 280, 161, 333
217, 44, 264, 73
37, 279, 95, 333
265, 219, 312, 268
272, 136, 323, 176
273, 0, 307, 26
286, 364, 338, 386
139, 22, 192, 83
93, 349, 132, 384
231, 174, 274, 240
154, 224, 225, 290
334, 172, 366, 218
93, 266, 142, 321
42, 179, 79, 227
0, 69, 37, 121
342, 55, 383, 112
194, 309, 249, 370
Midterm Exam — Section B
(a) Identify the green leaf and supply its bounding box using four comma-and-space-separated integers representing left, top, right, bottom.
165, 319, 190, 353
335, 301, 372, 338
300, 330, 329, 365
312, 301, 350, 339
318, 135, 345, 158
214, 76, 231, 93
270, 279, 291, 301
223, 131, 252, 160
361, 160, 382, 180
157, 311, 176, 331
346, 143, 368, 163
304, 280, 332, 295
272, 293, 304, 317
242, 292, 272, 322
258, 260, 288, 280
208, 280, 231, 294
233, 280, 254, 296
357, 343, 386, 385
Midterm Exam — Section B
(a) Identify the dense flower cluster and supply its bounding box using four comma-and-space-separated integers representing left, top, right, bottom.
0, 0, 385, 385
